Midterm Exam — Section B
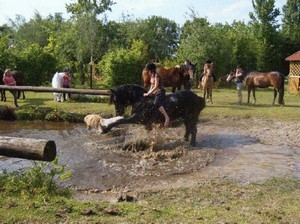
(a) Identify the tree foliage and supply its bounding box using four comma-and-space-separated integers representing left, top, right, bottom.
281, 0, 300, 60
1, 1, 300, 87
98, 40, 148, 87
249, 0, 281, 71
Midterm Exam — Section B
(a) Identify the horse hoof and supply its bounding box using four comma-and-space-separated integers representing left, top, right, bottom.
190, 142, 196, 147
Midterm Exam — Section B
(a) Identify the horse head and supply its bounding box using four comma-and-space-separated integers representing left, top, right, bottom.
109, 88, 127, 116
109, 84, 147, 116
226, 69, 236, 82
188, 63, 197, 80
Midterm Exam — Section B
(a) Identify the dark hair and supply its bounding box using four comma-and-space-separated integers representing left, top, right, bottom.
205, 59, 212, 64
63, 67, 69, 72
145, 63, 156, 73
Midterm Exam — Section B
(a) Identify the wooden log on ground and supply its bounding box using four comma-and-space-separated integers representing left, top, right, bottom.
0, 85, 110, 96
0, 136, 56, 161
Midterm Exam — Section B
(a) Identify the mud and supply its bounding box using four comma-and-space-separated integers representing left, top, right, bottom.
0, 117, 299, 202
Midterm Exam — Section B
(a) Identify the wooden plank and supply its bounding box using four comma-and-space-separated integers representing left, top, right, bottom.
0, 85, 110, 96
0, 136, 56, 161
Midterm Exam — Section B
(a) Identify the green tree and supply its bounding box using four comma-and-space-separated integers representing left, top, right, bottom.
98, 40, 148, 87
9, 43, 57, 85
66, 0, 115, 62
0, 25, 14, 68
281, 0, 300, 68
249, 0, 281, 71
138, 16, 179, 61
225, 21, 257, 71
282, 0, 300, 41
177, 18, 232, 77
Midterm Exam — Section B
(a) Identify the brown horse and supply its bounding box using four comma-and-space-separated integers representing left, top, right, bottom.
200, 65, 214, 104
227, 70, 285, 105
142, 64, 190, 92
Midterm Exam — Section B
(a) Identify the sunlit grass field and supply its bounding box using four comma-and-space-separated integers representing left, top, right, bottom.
1, 85, 299, 121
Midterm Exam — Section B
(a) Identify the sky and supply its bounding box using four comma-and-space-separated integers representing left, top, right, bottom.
0, 0, 287, 26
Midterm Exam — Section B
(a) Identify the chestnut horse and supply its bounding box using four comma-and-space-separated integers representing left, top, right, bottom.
226, 70, 285, 105
142, 64, 191, 92
201, 64, 214, 104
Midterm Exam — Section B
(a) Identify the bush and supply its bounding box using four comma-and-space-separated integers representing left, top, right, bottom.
15, 105, 51, 121
98, 40, 148, 87
0, 158, 71, 197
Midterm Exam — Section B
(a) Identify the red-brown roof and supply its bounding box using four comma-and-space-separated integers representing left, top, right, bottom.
285, 51, 300, 61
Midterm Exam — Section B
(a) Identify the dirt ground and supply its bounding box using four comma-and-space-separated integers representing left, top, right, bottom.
68, 117, 300, 202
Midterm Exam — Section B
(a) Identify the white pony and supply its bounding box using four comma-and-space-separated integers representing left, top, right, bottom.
52, 72, 64, 102
84, 114, 124, 133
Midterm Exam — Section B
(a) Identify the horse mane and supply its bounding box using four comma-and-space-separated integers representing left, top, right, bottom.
109, 84, 147, 105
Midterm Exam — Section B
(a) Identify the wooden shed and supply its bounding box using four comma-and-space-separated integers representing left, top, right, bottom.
285, 51, 300, 94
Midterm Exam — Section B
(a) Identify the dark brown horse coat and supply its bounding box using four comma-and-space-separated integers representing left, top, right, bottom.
142, 65, 190, 92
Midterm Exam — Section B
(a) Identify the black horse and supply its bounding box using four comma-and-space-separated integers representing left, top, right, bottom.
0, 69, 25, 107
102, 84, 206, 146
0, 69, 5, 101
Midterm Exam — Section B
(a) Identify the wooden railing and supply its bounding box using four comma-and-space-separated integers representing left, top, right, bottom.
0, 85, 111, 107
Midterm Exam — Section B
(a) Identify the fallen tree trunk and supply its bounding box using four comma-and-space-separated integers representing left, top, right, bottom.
0, 136, 56, 161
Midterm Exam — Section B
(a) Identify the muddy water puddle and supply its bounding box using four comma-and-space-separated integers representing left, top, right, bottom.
0, 119, 299, 200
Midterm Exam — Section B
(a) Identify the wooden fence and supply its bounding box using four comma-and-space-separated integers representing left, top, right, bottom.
0, 85, 110, 95
0, 85, 111, 107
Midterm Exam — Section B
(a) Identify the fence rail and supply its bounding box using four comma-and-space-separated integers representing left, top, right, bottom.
0, 85, 110, 96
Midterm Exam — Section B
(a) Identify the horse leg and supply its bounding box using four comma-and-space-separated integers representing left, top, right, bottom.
1, 90, 6, 102
252, 88, 256, 105
278, 87, 284, 105
190, 123, 197, 147
183, 119, 190, 142
209, 88, 213, 104
272, 89, 277, 106
247, 88, 251, 104
101, 114, 138, 133
183, 112, 198, 146
10, 90, 18, 108
21, 91, 25, 100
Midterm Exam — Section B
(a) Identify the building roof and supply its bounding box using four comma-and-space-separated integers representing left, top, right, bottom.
285, 51, 300, 61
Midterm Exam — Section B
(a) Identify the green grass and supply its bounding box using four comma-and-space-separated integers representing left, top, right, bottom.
0, 176, 299, 223
1, 86, 300, 121
194, 87, 300, 121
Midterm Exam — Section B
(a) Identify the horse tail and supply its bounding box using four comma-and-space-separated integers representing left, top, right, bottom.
278, 73, 285, 105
